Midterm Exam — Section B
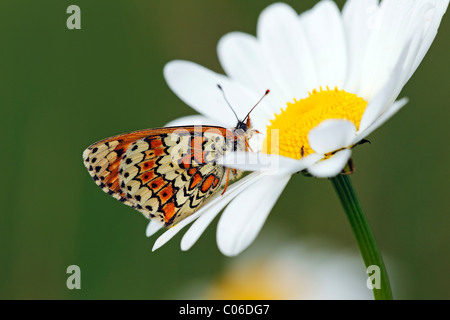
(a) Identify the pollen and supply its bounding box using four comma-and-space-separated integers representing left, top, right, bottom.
263, 87, 367, 159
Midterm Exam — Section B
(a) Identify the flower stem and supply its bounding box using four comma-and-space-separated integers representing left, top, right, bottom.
330, 174, 393, 300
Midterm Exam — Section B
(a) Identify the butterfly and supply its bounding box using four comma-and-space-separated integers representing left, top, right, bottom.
82, 86, 269, 228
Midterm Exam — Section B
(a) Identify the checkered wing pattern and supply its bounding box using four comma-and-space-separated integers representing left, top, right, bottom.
83, 126, 243, 226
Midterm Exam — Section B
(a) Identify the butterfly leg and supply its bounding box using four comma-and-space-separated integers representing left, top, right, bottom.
245, 138, 254, 153
221, 167, 230, 196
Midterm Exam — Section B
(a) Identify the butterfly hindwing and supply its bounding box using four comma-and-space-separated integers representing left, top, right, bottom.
83, 126, 242, 227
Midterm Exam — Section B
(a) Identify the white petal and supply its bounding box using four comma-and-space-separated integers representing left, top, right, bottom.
164, 115, 227, 128
217, 32, 287, 114
146, 220, 163, 238
299, 0, 347, 89
152, 214, 198, 252
180, 172, 264, 251
179, 199, 230, 252
342, 0, 380, 92
217, 175, 291, 256
219, 152, 323, 176
358, 37, 413, 133
405, 0, 449, 82
164, 61, 267, 127
308, 120, 357, 154
357, 0, 438, 100
217, 32, 286, 133
257, 3, 318, 100
217, 32, 264, 89
307, 149, 352, 178
247, 133, 265, 153
354, 98, 409, 144
152, 172, 260, 251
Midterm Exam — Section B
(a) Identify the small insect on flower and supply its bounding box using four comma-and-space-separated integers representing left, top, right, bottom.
82, 87, 269, 230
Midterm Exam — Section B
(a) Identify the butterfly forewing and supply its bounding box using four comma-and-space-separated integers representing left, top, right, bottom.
83, 126, 243, 227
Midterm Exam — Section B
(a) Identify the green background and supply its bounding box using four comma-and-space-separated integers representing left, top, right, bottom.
0, 0, 448, 299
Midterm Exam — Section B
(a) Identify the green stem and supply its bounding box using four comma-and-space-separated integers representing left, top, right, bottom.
330, 174, 393, 300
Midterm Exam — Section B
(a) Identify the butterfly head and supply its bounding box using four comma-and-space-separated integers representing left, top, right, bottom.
235, 120, 249, 132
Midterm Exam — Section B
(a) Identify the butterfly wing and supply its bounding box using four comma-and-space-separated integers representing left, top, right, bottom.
83, 126, 238, 227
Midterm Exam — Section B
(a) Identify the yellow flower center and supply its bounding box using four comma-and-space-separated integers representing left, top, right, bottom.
263, 87, 368, 159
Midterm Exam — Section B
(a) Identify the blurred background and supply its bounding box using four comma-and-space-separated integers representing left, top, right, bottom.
0, 0, 448, 299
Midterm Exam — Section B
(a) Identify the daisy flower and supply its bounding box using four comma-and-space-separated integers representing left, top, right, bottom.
151, 0, 448, 257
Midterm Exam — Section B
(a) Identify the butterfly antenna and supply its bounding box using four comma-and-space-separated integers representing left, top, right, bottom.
217, 84, 240, 122
243, 89, 270, 122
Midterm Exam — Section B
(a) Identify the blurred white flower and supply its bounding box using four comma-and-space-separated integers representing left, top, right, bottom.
179, 238, 376, 300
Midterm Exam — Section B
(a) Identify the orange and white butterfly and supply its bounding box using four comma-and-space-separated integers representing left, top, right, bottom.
82, 87, 269, 228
